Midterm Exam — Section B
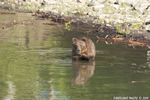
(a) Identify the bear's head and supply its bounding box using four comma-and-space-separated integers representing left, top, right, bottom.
72, 38, 87, 56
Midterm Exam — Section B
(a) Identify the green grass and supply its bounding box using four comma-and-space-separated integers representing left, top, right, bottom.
115, 24, 130, 35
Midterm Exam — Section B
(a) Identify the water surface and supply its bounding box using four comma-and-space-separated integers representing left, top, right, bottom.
0, 10, 150, 100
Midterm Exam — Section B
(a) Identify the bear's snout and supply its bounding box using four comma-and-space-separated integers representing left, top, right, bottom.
76, 48, 81, 54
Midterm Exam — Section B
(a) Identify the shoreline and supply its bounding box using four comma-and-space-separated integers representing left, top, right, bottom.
0, 0, 150, 46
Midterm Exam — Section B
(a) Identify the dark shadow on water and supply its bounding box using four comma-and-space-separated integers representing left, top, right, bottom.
72, 61, 95, 86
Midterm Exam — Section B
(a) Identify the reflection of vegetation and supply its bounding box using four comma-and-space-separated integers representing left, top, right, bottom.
0, 44, 8, 100
0, 42, 40, 99
0, 12, 73, 99
0, 41, 71, 99
0, 12, 70, 99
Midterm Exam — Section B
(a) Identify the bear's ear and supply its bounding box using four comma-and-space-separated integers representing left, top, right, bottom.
81, 38, 87, 42
72, 38, 77, 43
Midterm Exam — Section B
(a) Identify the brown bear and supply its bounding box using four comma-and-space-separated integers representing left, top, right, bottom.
72, 37, 95, 61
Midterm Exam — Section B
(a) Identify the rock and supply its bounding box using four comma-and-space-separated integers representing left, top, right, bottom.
145, 21, 150, 25
145, 25, 150, 31
112, 4, 119, 10
92, 5, 104, 11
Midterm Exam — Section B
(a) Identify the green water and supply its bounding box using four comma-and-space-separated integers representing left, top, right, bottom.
0, 10, 150, 100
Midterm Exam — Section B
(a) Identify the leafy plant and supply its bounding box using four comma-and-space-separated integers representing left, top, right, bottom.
115, 24, 130, 35
65, 21, 71, 31
131, 24, 143, 29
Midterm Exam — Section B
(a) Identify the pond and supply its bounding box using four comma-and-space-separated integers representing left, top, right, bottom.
0, 10, 150, 100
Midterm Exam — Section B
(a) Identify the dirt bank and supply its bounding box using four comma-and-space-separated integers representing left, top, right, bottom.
0, 0, 150, 47
33, 11, 150, 47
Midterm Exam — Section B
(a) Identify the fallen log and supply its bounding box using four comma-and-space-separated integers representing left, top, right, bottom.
96, 36, 150, 47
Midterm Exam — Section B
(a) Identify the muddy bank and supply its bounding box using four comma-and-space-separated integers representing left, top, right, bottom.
0, 0, 150, 33
32, 11, 150, 47
0, 0, 150, 47
0, 8, 150, 47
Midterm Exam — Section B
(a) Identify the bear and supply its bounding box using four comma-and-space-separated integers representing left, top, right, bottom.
72, 37, 95, 61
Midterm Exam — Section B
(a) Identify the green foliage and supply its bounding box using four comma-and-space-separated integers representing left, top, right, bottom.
65, 21, 71, 31
18, 5, 39, 12
93, 19, 101, 24
131, 24, 143, 29
121, 2, 129, 7
125, 29, 130, 35
58, 5, 65, 15
102, 3, 117, 14
75, 7, 85, 15
69, 5, 86, 15
115, 24, 130, 35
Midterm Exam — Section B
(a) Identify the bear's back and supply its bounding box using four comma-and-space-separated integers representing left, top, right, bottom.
83, 37, 95, 57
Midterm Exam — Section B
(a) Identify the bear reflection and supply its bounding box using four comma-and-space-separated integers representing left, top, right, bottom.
72, 61, 95, 86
